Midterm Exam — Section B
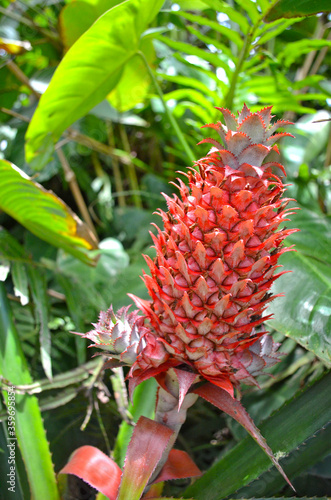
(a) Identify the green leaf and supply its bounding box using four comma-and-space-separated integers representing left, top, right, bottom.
0, 160, 98, 265
164, 89, 217, 119
157, 73, 217, 99
265, 0, 331, 21
234, 0, 259, 23
183, 372, 331, 499
172, 11, 244, 49
0, 228, 28, 261
12, 262, 29, 306
279, 39, 331, 68
0, 282, 60, 499
186, 25, 234, 61
59, 0, 125, 49
268, 208, 331, 367
257, 18, 302, 45
26, 267, 52, 379
25, 0, 164, 168
59, 1, 97, 50
156, 36, 233, 79
107, 38, 155, 112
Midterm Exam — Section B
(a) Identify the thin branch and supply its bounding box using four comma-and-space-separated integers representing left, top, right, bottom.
138, 49, 196, 165
119, 123, 142, 208
106, 121, 126, 207
56, 148, 99, 242
0, 107, 30, 123
6, 60, 40, 99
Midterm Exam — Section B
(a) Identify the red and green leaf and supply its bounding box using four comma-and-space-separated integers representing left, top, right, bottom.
117, 416, 174, 500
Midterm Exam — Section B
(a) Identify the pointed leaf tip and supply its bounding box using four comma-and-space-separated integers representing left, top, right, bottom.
152, 449, 202, 484
174, 368, 199, 410
193, 383, 295, 491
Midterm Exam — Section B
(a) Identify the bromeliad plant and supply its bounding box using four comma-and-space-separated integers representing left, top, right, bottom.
61, 105, 297, 498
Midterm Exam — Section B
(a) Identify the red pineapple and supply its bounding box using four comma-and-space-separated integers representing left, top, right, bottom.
128, 104, 297, 396
77, 105, 298, 491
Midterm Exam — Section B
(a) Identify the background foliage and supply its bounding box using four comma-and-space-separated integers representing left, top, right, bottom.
0, 0, 330, 498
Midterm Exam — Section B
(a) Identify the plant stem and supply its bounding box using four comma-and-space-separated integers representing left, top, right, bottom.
138, 50, 196, 165
149, 371, 198, 485
56, 148, 99, 242
119, 123, 142, 208
224, 0, 280, 110
6, 60, 40, 99
224, 33, 252, 110
106, 121, 126, 207
0, 107, 30, 123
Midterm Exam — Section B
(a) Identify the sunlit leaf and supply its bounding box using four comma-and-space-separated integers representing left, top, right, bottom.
279, 39, 331, 68
172, 11, 244, 49
59, 0, 124, 50
156, 36, 233, 79
25, 0, 164, 168
0, 160, 98, 265
107, 38, 155, 112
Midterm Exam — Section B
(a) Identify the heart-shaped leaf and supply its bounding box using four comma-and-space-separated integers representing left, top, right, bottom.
25, 0, 164, 168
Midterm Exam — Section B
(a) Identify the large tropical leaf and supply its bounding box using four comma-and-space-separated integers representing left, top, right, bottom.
0, 160, 98, 265
267, 207, 331, 367
59, 0, 124, 50
25, 0, 164, 168
184, 371, 331, 499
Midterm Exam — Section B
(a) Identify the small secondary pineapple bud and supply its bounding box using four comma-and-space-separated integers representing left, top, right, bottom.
128, 105, 297, 397
81, 305, 168, 368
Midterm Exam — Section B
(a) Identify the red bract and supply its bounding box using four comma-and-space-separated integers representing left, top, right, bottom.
128, 105, 297, 396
